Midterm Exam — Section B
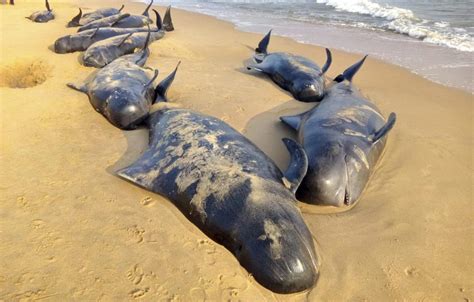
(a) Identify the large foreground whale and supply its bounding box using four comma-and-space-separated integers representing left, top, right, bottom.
247, 30, 332, 103
117, 101, 319, 293
67, 33, 175, 130
281, 56, 396, 207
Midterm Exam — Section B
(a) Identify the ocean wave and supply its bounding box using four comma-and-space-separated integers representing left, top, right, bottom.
316, 0, 474, 52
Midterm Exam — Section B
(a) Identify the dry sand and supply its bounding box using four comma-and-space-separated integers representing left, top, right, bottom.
1, 0, 473, 301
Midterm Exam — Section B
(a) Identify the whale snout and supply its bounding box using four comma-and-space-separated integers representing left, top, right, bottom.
54, 38, 70, 54
293, 80, 325, 103
239, 218, 319, 293
104, 93, 150, 130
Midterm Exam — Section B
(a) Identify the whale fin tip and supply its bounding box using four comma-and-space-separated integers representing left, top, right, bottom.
282, 138, 308, 194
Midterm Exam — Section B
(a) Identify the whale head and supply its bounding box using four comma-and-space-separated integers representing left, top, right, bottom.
103, 89, 151, 130
297, 140, 370, 207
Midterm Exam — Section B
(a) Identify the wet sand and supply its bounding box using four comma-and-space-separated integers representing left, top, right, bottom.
0, 0, 473, 301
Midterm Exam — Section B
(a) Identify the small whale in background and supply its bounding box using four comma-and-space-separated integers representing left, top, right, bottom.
81, 24, 164, 68
67, 5, 125, 27
54, 9, 161, 54
111, 0, 155, 29
67, 31, 176, 130
26, 0, 54, 23
281, 56, 397, 208
118, 98, 319, 293
247, 30, 332, 103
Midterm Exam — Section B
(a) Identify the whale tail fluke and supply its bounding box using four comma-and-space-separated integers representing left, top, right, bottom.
281, 138, 309, 194
154, 61, 180, 104
163, 6, 174, 31
371, 112, 397, 144
321, 48, 332, 74
334, 55, 368, 83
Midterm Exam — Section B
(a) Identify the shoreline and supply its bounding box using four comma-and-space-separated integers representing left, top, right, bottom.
138, 0, 474, 94
1, 0, 473, 301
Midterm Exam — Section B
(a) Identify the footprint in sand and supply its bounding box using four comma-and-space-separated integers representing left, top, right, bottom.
128, 287, 149, 299
127, 264, 145, 285
139, 196, 156, 207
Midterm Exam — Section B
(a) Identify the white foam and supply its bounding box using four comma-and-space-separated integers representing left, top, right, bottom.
316, 0, 474, 52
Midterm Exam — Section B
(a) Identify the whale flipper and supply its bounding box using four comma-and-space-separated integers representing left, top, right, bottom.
154, 61, 180, 103
117, 148, 161, 192
321, 48, 332, 74
279, 111, 308, 131
371, 112, 396, 144
281, 138, 308, 194
87, 27, 100, 39
67, 82, 87, 93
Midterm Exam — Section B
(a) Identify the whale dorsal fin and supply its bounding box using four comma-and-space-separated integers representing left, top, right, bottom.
87, 27, 100, 39
111, 13, 131, 27
68, 8, 82, 27
281, 138, 308, 194
370, 112, 396, 144
118, 4, 125, 12
279, 110, 309, 131
256, 29, 272, 55
334, 55, 368, 83
163, 6, 174, 31
321, 48, 332, 74
117, 32, 133, 47
143, 69, 159, 93
152, 9, 162, 30
45, 0, 52, 12
154, 61, 180, 104
142, 0, 153, 17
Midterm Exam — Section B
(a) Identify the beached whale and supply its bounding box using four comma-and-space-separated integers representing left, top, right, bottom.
111, 0, 155, 29
280, 56, 396, 207
117, 103, 319, 294
54, 9, 161, 54
67, 33, 175, 130
26, 0, 54, 23
82, 25, 164, 68
77, 13, 131, 32
67, 5, 124, 27
247, 30, 332, 103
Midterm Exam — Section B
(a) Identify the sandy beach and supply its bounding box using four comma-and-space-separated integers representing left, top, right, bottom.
1, 0, 473, 300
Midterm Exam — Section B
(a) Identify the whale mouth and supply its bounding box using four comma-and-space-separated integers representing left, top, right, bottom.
343, 155, 351, 206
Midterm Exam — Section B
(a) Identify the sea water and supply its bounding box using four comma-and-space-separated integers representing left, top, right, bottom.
143, 0, 474, 92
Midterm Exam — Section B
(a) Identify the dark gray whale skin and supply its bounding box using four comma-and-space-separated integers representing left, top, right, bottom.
67, 6, 124, 27
67, 43, 166, 130
248, 30, 332, 103
117, 107, 319, 294
82, 29, 164, 68
281, 56, 397, 208
77, 13, 131, 32
54, 10, 162, 54
26, 0, 54, 23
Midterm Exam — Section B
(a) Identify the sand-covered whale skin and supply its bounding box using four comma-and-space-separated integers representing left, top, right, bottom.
118, 107, 319, 294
